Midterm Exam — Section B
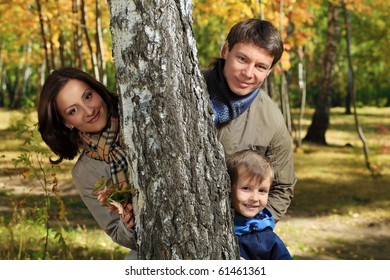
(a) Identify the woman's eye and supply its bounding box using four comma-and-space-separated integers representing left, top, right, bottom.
68, 107, 77, 115
85, 92, 93, 100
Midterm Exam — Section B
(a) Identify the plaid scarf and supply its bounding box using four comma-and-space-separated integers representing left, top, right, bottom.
79, 114, 129, 189
206, 59, 260, 126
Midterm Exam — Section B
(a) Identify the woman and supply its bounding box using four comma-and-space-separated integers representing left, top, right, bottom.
37, 68, 137, 259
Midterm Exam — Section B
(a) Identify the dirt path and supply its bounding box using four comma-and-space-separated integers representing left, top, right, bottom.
277, 211, 390, 259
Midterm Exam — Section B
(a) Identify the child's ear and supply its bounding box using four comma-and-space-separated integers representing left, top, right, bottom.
220, 41, 229, 58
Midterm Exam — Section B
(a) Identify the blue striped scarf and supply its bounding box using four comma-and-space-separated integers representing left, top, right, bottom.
206, 59, 260, 126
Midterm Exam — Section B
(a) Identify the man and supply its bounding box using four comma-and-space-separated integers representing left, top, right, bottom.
203, 19, 296, 222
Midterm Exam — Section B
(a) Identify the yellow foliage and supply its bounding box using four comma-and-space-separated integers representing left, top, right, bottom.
280, 51, 291, 71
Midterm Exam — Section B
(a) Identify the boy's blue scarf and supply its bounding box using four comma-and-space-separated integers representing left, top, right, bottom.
206, 59, 260, 126
234, 208, 275, 237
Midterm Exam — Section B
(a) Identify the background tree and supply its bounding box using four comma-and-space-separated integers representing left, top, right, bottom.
108, 0, 239, 260
343, 1, 373, 174
303, 1, 340, 145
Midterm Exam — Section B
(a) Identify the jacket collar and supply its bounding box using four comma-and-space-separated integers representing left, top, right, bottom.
234, 208, 275, 236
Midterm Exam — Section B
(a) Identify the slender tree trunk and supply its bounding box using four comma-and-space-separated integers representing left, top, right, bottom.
266, 71, 276, 101
7, 68, 19, 108
345, 83, 352, 114
280, 72, 292, 132
11, 56, 25, 109
344, 2, 352, 115
81, 0, 99, 78
35, 0, 51, 74
259, 0, 265, 19
0, 43, 4, 107
47, 18, 56, 71
296, 47, 307, 148
108, 0, 239, 260
343, 3, 373, 173
303, 2, 339, 145
344, 7, 352, 116
58, 31, 66, 68
72, 0, 83, 69
278, 0, 292, 133
22, 43, 33, 102
54, 0, 65, 68
95, 0, 107, 84
10, 43, 32, 108
38, 61, 47, 92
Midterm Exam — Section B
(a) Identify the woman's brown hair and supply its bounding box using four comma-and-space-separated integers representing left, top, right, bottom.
37, 67, 119, 164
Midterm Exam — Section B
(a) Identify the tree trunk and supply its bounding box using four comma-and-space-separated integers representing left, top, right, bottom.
21, 43, 33, 106
72, 0, 83, 69
59, 31, 66, 68
278, 0, 292, 134
303, 2, 339, 145
35, 0, 51, 74
80, 0, 99, 78
95, 0, 107, 85
266, 71, 277, 101
343, 3, 373, 174
0, 44, 4, 107
108, 0, 239, 260
280, 71, 292, 133
344, 4, 352, 115
47, 18, 56, 71
295, 46, 307, 148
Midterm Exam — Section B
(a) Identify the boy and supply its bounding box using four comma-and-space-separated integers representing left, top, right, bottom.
226, 149, 292, 260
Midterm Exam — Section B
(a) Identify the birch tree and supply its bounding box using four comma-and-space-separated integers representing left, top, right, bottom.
108, 0, 239, 260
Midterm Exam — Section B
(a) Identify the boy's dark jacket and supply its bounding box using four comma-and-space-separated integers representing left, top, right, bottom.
234, 208, 292, 260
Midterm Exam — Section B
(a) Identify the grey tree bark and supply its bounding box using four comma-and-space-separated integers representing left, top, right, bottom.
108, 0, 239, 260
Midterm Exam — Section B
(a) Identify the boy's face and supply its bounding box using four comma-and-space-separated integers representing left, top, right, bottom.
232, 167, 271, 218
221, 41, 274, 96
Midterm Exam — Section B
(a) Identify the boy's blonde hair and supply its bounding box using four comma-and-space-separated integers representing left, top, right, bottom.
226, 149, 274, 187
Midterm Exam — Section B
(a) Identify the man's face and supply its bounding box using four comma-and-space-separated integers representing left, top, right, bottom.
221, 41, 274, 96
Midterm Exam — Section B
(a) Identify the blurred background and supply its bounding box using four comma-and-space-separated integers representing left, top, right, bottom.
0, 0, 389, 260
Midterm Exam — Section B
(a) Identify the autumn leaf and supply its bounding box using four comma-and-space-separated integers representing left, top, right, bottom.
109, 201, 124, 216
22, 170, 29, 179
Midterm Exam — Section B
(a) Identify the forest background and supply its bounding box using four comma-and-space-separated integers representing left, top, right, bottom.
0, 0, 389, 260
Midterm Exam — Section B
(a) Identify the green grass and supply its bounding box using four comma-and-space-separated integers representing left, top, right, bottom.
1, 106, 389, 259
0, 218, 129, 260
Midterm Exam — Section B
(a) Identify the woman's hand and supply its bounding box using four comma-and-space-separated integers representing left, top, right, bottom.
121, 202, 135, 229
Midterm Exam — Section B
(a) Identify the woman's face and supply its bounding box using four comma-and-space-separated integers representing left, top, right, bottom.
55, 79, 108, 134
